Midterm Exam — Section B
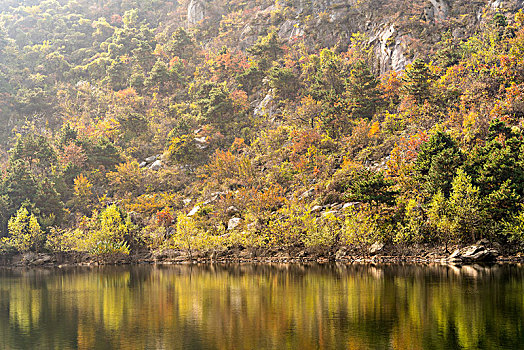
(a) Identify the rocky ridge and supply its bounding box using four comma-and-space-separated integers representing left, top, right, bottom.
189, 0, 524, 73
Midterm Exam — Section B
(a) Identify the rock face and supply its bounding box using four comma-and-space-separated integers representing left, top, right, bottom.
253, 92, 280, 120
447, 245, 499, 263
188, 0, 205, 25
428, 0, 449, 21
278, 19, 305, 40
234, 0, 518, 73
371, 25, 410, 75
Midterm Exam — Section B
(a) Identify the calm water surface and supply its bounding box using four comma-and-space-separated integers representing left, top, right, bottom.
0, 263, 523, 350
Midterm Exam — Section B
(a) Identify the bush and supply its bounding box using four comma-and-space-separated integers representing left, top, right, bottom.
340, 207, 384, 248
7, 207, 45, 252
502, 208, 524, 243
170, 214, 206, 259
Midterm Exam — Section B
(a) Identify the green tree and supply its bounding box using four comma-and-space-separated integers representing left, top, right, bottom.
414, 130, 463, 196
346, 60, 383, 120
428, 190, 453, 250
428, 170, 482, 246
268, 66, 301, 100
196, 82, 239, 135
0, 195, 9, 237
9, 133, 57, 176
247, 31, 283, 71
145, 60, 170, 92
165, 27, 195, 60
83, 205, 134, 258
435, 31, 463, 68
1, 160, 39, 220
330, 164, 397, 206
173, 214, 204, 260
448, 169, 482, 242
401, 58, 432, 104
465, 120, 524, 223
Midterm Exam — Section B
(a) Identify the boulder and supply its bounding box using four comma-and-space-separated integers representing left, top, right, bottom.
228, 217, 242, 230
149, 160, 163, 171
476, 238, 489, 245
145, 155, 157, 163
194, 137, 208, 149
369, 242, 385, 256
335, 248, 348, 260
448, 249, 461, 260
33, 255, 52, 266
227, 206, 239, 215
187, 205, 200, 217
342, 202, 361, 210
446, 245, 499, 263
310, 205, 323, 213
299, 189, 314, 200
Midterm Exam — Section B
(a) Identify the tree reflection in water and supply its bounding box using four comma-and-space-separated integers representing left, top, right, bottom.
0, 263, 522, 350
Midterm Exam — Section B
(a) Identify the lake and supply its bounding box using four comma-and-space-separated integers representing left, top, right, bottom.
0, 263, 522, 349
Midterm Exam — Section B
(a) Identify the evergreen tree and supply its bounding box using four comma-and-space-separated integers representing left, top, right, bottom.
435, 31, 463, 68
248, 31, 283, 71
401, 58, 432, 104
346, 60, 383, 120
9, 133, 57, 177
1, 160, 38, 218
268, 66, 301, 100
465, 120, 524, 222
196, 82, 237, 135
415, 131, 463, 196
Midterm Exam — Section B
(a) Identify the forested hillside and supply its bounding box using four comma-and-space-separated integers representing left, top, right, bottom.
1, 0, 524, 260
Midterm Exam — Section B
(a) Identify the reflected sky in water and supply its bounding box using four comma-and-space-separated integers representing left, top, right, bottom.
0, 263, 522, 349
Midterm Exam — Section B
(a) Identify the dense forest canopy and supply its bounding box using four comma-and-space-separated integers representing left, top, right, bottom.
1, 0, 524, 258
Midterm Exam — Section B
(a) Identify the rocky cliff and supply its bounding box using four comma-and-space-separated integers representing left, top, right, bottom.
188, 0, 524, 72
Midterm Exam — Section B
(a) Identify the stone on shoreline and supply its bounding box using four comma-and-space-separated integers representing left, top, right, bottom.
446, 244, 499, 263
369, 242, 385, 256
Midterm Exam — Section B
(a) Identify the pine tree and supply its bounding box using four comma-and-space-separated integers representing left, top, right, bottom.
415, 130, 463, 196
401, 58, 432, 104
247, 31, 283, 71
346, 60, 383, 120
435, 31, 463, 68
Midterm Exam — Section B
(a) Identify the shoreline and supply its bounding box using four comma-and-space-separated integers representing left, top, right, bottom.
1, 243, 523, 267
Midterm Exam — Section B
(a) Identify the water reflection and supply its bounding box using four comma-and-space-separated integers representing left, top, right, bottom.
0, 263, 522, 350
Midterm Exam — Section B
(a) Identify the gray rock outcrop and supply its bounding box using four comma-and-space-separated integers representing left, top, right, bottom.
188, 0, 205, 25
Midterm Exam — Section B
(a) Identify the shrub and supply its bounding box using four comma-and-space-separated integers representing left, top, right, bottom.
7, 207, 45, 252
